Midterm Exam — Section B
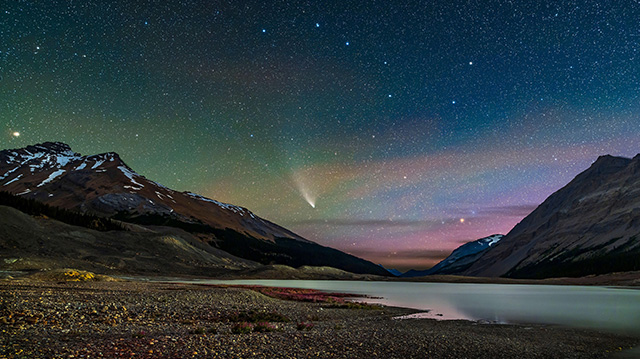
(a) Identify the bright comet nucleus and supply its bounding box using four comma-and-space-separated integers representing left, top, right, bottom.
12, 131, 20, 137
305, 194, 316, 208
299, 186, 316, 208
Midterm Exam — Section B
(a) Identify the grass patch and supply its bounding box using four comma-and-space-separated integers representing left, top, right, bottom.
231, 322, 253, 334
218, 285, 380, 310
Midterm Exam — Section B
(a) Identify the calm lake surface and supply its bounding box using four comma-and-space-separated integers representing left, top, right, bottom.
176, 279, 640, 335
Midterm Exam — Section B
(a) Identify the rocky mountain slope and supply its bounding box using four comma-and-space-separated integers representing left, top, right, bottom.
0, 205, 258, 276
0, 142, 302, 241
462, 154, 640, 278
401, 234, 503, 277
0, 142, 389, 276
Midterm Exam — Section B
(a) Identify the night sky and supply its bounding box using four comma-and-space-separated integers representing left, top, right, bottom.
2, 1, 639, 271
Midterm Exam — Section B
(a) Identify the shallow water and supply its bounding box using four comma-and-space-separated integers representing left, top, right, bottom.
175, 279, 640, 335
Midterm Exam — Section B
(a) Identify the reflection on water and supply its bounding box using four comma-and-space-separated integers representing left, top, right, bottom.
176, 279, 640, 335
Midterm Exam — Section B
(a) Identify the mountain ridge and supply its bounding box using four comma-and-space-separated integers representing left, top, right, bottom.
0, 142, 389, 276
402, 234, 504, 277
462, 154, 640, 278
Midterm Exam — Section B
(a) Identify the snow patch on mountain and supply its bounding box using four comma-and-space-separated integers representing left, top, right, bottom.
185, 192, 253, 217
92, 160, 105, 169
54, 153, 82, 167
402, 234, 504, 277
118, 166, 145, 188
37, 170, 66, 187
0, 166, 21, 180
3, 174, 22, 186
151, 180, 174, 192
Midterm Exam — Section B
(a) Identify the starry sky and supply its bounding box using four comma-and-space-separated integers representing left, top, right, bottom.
2, 1, 640, 271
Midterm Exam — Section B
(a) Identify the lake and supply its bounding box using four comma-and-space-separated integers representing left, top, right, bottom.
173, 279, 640, 335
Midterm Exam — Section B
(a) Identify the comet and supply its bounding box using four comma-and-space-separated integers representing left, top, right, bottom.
302, 189, 316, 208
292, 171, 316, 209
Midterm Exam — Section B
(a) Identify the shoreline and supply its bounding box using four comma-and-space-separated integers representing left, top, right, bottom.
124, 268, 640, 287
1, 278, 638, 358
4, 265, 640, 287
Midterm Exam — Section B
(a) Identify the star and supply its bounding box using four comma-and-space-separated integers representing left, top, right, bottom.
1, 0, 636, 274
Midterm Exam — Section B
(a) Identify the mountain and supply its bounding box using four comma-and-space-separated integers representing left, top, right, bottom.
0, 204, 259, 275
379, 265, 403, 276
401, 234, 503, 277
0, 142, 302, 241
462, 154, 640, 279
0, 142, 389, 276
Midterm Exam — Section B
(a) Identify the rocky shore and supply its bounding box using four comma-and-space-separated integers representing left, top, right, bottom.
1, 279, 637, 358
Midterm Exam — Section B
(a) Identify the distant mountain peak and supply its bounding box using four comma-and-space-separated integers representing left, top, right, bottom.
401, 234, 504, 277
25, 142, 76, 155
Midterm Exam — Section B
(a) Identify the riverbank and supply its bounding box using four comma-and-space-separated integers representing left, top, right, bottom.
1, 279, 638, 358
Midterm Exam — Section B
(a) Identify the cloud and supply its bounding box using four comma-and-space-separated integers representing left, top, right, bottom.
477, 204, 538, 217
348, 248, 450, 272
346, 248, 451, 262
290, 218, 441, 227
289, 217, 469, 230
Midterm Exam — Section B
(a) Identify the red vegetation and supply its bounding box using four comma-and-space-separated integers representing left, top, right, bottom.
217, 285, 368, 304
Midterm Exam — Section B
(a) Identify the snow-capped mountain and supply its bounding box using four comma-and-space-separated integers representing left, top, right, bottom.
0, 142, 301, 241
0, 142, 389, 276
401, 234, 504, 277
463, 154, 640, 278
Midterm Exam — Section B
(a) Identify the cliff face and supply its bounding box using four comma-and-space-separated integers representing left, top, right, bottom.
462, 154, 640, 278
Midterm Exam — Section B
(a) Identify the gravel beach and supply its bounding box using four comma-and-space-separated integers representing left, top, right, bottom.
1, 279, 637, 358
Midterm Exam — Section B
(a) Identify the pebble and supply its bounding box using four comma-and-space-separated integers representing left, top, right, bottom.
0, 280, 637, 358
